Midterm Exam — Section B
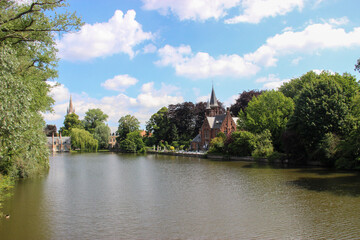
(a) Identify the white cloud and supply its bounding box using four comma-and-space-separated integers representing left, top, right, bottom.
225, 0, 304, 24
224, 94, 238, 107
156, 45, 260, 79
245, 22, 360, 67
196, 95, 210, 103
101, 74, 138, 92
142, 0, 240, 21
44, 81, 183, 126
47, 81, 70, 103
256, 74, 289, 89
328, 17, 349, 26
57, 10, 153, 61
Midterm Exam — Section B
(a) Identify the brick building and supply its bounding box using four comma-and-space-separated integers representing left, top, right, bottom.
191, 86, 238, 151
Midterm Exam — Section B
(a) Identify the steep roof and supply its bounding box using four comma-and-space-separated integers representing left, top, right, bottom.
191, 133, 201, 143
67, 95, 75, 115
206, 114, 226, 129
209, 85, 218, 107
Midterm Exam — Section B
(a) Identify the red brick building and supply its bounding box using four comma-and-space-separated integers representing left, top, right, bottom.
191, 86, 238, 151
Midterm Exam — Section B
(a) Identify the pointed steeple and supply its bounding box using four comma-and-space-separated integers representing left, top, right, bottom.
67, 95, 75, 115
206, 100, 211, 109
209, 84, 218, 107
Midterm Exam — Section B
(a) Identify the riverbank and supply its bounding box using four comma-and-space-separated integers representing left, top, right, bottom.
148, 150, 325, 167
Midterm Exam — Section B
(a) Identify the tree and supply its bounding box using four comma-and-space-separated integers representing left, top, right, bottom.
238, 90, 294, 150
61, 113, 83, 136
126, 131, 145, 151
83, 108, 108, 134
70, 128, 98, 152
93, 124, 111, 149
355, 58, 360, 73
117, 115, 140, 141
119, 139, 136, 153
230, 90, 264, 116
146, 107, 170, 144
227, 131, 256, 157
44, 124, 57, 137
0, 0, 81, 178
288, 78, 350, 158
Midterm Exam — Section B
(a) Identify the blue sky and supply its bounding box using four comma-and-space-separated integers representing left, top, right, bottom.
44, 0, 360, 129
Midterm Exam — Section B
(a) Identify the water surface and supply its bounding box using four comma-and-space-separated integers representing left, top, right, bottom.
1, 153, 360, 239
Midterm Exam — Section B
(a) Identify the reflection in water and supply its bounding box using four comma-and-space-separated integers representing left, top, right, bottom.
0, 153, 360, 239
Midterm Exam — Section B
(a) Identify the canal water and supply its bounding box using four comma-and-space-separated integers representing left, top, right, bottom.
1, 153, 360, 239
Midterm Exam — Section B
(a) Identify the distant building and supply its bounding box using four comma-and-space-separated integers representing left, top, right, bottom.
47, 132, 71, 152
191, 86, 238, 151
67, 95, 75, 115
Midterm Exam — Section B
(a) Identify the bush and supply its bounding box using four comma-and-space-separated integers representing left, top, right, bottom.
227, 131, 256, 156
311, 133, 340, 166
336, 127, 360, 169
252, 130, 274, 159
169, 146, 175, 151
119, 139, 136, 153
208, 137, 225, 154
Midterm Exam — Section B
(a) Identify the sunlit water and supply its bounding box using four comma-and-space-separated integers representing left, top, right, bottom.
1, 153, 360, 239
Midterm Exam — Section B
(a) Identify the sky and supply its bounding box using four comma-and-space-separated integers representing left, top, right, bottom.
43, 0, 360, 129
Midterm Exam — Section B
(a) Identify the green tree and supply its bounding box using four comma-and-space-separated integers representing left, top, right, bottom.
83, 108, 108, 134
117, 115, 140, 141
93, 124, 111, 149
119, 139, 136, 153
146, 107, 170, 144
288, 78, 351, 160
227, 131, 256, 157
126, 131, 145, 151
70, 128, 98, 152
61, 113, 83, 136
0, 0, 81, 178
238, 90, 294, 150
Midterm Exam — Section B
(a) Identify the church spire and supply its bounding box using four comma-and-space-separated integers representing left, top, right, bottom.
67, 95, 75, 115
209, 84, 218, 107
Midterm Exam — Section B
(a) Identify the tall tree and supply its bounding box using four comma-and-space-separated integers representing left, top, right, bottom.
117, 115, 140, 141
238, 90, 294, 150
70, 128, 98, 152
230, 90, 264, 116
0, 0, 81, 177
146, 107, 170, 144
83, 108, 108, 134
93, 124, 111, 149
60, 113, 83, 136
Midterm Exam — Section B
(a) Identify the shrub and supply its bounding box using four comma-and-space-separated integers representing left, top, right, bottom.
252, 130, 274, 159
119, 139, 136, 153
227, 131, 256, 156
208, 137, 225, 154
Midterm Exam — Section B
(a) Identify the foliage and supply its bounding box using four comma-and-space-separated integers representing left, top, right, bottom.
44, 124, 57, 136
252, 130, 274, 159
70, 128, 98, 152
238, 90, 294, 150
60, 113, 83, 136
355, 58, 360, 73
118, 115, 140, 141
208, 136, 225, 154
126, 131, 145, 151
311, 133, 340, 166
0, 174, 14, 216
288, 78, 350, 155
83, 108, 108, 134
119, 139, 136, 153
146, 107, 170, 144
336, 127, 360, 169
93, 124, 111, 149
227, 131, 256, 157
230, 90, 264, 116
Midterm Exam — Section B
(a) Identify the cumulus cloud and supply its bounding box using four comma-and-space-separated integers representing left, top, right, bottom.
57, 10, 153, 61
245, 22, 360, 67
44, 81, 183, 126
225, 0, 304, 24
256, 74, 289, 89
143, 43, 157, 54
142, 0, 240, 21
142, 0, 306, 24
47, 81, 70, 103
101, 74, 138, 92
328, 17, 349, 26
156, 44, 260, 79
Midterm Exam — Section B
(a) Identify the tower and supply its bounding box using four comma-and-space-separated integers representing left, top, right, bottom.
67, 95, 75, 115
205, 85, 220, 117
